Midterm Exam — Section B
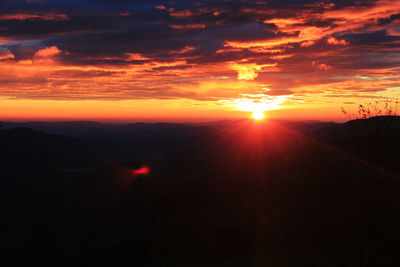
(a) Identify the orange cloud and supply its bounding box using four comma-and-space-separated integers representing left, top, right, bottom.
319, 0, 400, 34
176, 46, 195, 54
232, 63, 262, 80
386, 23, 400, 36
249, 0, 400, 52
322, 0, 399, 22
34, 46, 63, 58
155, 5, 166, 10
299, 26, 327, 40
327, 37, 349, 45
231, 63, 278, 80
263, 18, 306, 28
0, 48, 398, 122
170, 24, 206, 30
225, 25, 331, 50
0, 13, 69, 21
125, 53, 150, 61
301, 40, 315, 47
270, 54, 293, 60
1, 0, 399, 121
169, 10, 192, 18
0, 50, 15, 60
318, 63, 333, 72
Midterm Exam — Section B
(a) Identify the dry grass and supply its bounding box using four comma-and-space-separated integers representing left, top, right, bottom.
341, 99, 399, 121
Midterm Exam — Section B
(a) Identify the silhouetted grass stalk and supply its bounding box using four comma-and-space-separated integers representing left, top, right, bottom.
338, 99, 399, 165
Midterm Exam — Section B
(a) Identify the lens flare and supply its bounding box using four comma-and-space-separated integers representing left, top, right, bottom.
133, 166, 150, 175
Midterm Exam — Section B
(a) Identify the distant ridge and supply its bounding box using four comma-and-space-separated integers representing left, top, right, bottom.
344, 115, 400, 127
0, 126, 84, 148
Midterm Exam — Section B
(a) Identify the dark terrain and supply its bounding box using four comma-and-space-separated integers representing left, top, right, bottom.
1, 117, 400, 266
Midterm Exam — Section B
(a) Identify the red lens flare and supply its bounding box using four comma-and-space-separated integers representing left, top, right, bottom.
132, 166, 150, 175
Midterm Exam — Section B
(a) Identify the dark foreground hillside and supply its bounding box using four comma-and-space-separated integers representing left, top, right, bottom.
1, 118, 400, 266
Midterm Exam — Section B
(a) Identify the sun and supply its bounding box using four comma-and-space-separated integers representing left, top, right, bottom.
252, 111, 265, 120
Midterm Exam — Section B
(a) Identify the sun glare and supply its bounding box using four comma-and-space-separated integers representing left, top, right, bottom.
230, 95, 289, 119
252, 111, 265, 120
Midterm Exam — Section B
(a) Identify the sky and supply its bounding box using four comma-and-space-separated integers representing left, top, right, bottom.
0, 0, 399, 121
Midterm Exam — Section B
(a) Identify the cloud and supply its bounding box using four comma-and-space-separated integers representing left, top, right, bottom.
169, 10, 193, 18
231, 63, 263, 80
170, 24, 206, 30
155, 5, 166, 10
327, 36, 349, 45
0, 0, 398, 110
300, 40, 315, 47
0, 49, 15, 60
318, 63, 333, 71
386, 23, 400, 36
231, 63, 278, 80
0, 13, 69, 21
34, 46, 63, 58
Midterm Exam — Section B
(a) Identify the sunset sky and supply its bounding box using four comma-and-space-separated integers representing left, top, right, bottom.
0, 0, 399, 121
